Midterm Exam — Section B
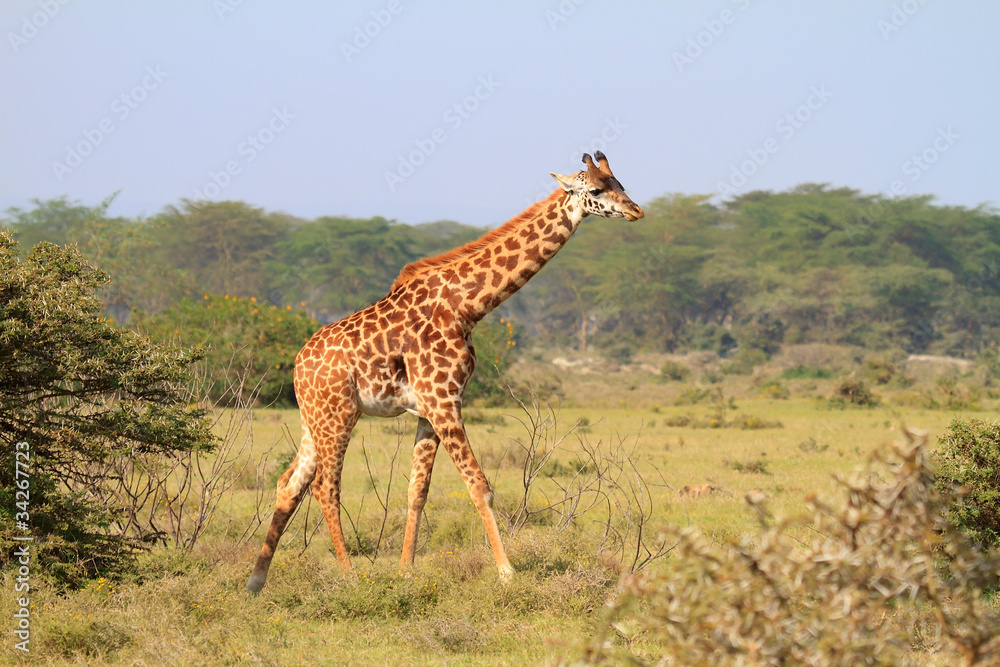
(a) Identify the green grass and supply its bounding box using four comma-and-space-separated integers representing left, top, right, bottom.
4, 371, 994, 665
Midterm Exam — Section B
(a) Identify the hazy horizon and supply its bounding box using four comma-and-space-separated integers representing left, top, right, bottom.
3, 1, 998, 226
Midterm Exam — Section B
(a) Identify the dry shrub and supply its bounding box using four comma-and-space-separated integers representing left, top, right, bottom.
495, 394, 673, 572
476, 441, 529, 471
584, 429, 1000, 666
722, 455, 771, 475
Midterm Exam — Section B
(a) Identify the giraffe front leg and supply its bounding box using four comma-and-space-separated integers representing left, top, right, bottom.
429, 409, 514, 581
400, 418, 440, 570
312, 426, 355, 573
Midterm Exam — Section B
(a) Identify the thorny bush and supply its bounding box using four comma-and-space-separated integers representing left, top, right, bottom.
585, 429, 1000, 666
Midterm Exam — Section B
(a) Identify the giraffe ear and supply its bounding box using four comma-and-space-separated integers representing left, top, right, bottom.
550, 172, 577, 192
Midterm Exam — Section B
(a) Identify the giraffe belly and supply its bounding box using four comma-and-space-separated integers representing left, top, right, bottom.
355, 383, 420, 418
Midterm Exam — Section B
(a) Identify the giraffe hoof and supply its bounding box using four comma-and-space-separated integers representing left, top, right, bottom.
498, 564, 515, 583
246, 574, 267, 594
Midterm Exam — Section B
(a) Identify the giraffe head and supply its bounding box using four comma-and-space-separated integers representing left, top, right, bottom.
550, 151, 644, 221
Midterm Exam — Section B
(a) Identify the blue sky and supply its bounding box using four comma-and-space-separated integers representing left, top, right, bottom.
2, 1, 997, 226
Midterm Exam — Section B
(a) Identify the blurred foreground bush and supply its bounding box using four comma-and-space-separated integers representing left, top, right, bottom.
585, 429, 1000, 666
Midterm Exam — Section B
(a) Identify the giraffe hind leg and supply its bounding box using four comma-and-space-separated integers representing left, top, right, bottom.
247, 426, 318, 593
400, 417, 440, 570
309, 406, 358, 573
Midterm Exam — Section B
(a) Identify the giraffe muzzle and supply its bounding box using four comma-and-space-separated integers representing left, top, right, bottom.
623, 204, 644, 221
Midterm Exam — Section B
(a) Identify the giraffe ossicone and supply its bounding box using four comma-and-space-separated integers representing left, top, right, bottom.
247, 152, 643, 593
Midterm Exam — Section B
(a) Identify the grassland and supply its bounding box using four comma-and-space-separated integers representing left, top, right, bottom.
5, 354, 996, 665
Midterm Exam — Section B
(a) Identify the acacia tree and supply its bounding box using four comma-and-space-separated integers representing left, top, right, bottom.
0, 229, 216, 585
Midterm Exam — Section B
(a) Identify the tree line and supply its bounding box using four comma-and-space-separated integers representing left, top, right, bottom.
4, 184, 999, 361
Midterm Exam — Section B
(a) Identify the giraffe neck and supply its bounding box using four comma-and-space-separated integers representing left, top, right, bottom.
453, 189, 583, 326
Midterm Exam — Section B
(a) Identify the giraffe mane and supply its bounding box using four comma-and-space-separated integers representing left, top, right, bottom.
390, 189, 566, 291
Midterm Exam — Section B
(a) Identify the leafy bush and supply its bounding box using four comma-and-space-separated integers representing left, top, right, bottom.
830, 377, 880, 408
979, 344, 1000, 384
604, 343, 633, 366
722, 455, 770, 474
932, 377, 982, 411
719, 348, 768, 375
700, 369, 722, 384
864, 357, 897, 385
673, 387, 711, 406
132, 294, 318, 406
659, 360, 691, 382
465, 314, 518, 405
0, 230, 215, 586
732, 413, 783, 430
934, 418, 1000, 549
585, 431, 1000, 666
797, 438, 829, 453
780, 364, 834, 380
759, 380, 790, 399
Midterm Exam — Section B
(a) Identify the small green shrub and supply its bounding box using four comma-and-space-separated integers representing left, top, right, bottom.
659, 360, 691, 382
798, 438, 829, 453
674, 387, 711, 406
830, 377, 880, 408
759, 380, 790, 400
934, 418, 1000, 549
701, 369, 722, 384
932, 377, 982, 411
463, 409, 507, 426
605, 344, 633, 365
269, 450, 296, 486
979, 344, 1000, 384
733, 414, 783, 430
719, 348, 768, 375
723, 455, 770, 474
465, 315, 519, 405
542, 457, 596, 478
863, 358, 896, 385
780, 365, 834, 380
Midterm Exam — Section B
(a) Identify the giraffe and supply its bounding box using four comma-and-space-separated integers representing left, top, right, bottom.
247, 151, 643, 592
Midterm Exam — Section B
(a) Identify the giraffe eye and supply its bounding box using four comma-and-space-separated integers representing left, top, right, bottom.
589, 188, 603, 196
